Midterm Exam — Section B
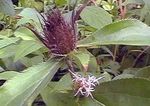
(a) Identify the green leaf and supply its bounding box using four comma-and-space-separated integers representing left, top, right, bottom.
41, 84, 104, 106
0, 29, 13, 38
100, 72, 111, 82
54, 74, 73, 92
0, 0, 15, 16
87, 55, 100, 72
101, 1, 114, 11
18, 8, 43, 23
0, 58, 62, 106
94, 78, 150, 106
113, 74, 134, 80
14, 28, 37, 40
41, 84, 77, 106
80, 6, 112, 29
140, 0, 150, 25
69, 50, 91, 71
0, 45, 16, 58
0, 71, 20, 80
31, 56, 44, 65
0, 38, 20, 49
19, 57, 32, 67
78, 98, 105, 106
78, 19, 150, 47
14, 40, 43, 61
124, 0, 144, 4
55, 0, 67, 6
16, 8, 44, 30
135, 66, 150, 79
69, 50, 99, 72
32, 1, 44, 12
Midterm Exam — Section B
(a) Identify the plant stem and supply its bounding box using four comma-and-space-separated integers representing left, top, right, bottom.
65, 57, 75, 78
113, 45, 118, 61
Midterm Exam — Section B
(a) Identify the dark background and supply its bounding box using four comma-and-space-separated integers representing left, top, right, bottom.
12, 0, 19, 5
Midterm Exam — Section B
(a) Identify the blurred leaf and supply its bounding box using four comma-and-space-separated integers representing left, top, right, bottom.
78, 98, 105, 106
0, 59, 62, 106
54, 74, 72, 92
135, 66, 150, 79
55, 0, 67, 6
1, 57, 25, 71
94, 78, 150, 106
140, 0, 150, 25
113, 74, 134, 80
41, 84, 77, 106
19, 0, 26, 6
31, 56, 44, 65
69, 49, 100, 72
102, 1, 114, 11
0, 45, 16, 58
14, 40, 43, 62
0, 29, 13, 38
87, 54, 100, 72
100, 72, 111, 82
0, 0, 15, 16
19, 57, 31, 67
80, 6, 112, 29
18, 8, 42, 23
122, 68, 139, 75
124, 0, 144, 4
0, 71, 20, 80
33, 1, 44, 12
69, 50, 91, 71
78, 19, 150, 47
17, 8, 43, 30
41, 84, 104, 106
0, 67, 5, 72
0, 38, 20, 49
14, 28, 37, 40
20, 55, 44, 67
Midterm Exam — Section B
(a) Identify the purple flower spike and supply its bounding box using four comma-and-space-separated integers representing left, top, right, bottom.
25, 0, 93, 56
42, 9, 76, 55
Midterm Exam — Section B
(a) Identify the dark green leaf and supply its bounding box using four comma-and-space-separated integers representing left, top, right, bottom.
41, 84, 104, 106
135, 66, 150, 79
78, 98, 105, 106
41, 84, 77, 106
94, 78, 150, 106
54, 74, 73, 92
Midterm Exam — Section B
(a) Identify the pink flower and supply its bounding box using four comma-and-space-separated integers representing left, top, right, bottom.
68, 70, 104, 98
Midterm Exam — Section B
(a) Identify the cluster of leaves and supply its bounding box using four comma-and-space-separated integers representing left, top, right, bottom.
0, 0, 150, 106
